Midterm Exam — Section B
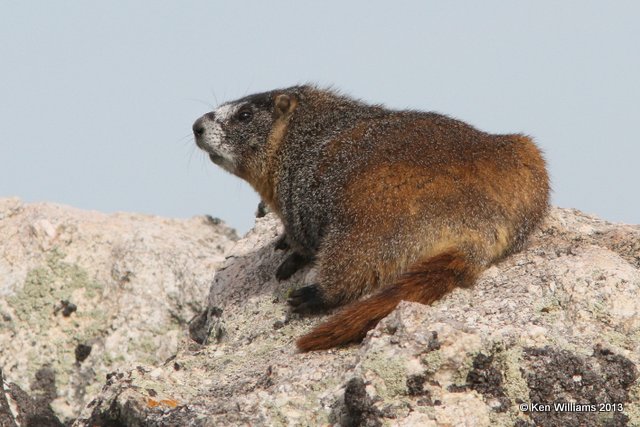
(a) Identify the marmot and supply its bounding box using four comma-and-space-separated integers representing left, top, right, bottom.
193, 85, 549, 352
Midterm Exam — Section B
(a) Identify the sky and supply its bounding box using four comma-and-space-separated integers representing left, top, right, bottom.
1, 1, 638, 234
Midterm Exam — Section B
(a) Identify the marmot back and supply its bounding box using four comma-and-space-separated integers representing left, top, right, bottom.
193, 85, 549, 351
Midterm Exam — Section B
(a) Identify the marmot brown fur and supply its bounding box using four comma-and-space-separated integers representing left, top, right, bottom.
193, 85, 549, 352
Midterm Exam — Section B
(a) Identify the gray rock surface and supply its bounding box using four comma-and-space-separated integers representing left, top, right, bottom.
71, 207, 640, 427
0, 198, 237, 424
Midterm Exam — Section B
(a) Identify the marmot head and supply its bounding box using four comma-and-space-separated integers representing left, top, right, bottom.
192, 88, 299, 179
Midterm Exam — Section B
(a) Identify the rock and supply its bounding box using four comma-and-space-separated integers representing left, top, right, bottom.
0, 198, 237, 424
1, 367, 65, 427
70, 207, 640, 426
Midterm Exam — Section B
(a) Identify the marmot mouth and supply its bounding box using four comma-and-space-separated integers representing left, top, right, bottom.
208, 153, 224, 164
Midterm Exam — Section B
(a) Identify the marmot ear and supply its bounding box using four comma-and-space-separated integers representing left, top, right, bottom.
274, 94, 297, 118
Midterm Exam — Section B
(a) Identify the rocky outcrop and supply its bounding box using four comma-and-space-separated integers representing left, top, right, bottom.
0, 198, 237, 424
71, 207, 640, 427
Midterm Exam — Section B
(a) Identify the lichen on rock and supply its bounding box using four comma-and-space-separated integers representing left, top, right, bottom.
0, 198, 236, 424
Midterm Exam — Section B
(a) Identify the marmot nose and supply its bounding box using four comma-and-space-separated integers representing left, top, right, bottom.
192, 118, 206, 137
192, 112, 215, 137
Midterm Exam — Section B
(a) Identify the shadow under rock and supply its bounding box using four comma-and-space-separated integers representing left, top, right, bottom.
188, 228, 312, 344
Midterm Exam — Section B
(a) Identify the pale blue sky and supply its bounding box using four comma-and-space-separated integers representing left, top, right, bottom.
1, 1, 638, 234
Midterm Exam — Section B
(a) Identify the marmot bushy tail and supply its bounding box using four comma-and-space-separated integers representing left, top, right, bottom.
296, 248, 478, 351
193, 84, 550, 352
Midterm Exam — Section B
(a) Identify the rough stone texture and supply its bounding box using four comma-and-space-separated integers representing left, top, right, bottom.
1, 367, 64, 427
0, 198, 237, 424
66, 206, 640, 427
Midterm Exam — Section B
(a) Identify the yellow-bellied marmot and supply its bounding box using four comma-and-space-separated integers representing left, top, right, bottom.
193, 85, 549, 352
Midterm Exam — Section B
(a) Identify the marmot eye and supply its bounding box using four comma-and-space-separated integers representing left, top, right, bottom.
237, 109, 253, 122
